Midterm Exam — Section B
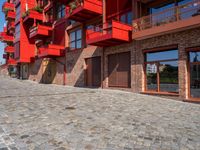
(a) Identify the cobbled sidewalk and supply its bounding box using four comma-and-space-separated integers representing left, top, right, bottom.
0, 76, 200, 150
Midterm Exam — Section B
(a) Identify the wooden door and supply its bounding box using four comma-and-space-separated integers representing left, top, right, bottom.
108, 52, 131, 88
86, 56, 101, 87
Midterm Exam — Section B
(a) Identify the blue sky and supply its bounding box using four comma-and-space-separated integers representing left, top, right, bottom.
0, 0, 6, 65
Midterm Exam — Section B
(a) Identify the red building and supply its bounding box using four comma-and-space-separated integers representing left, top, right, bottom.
1, 0, 200, 102
0, 0, 17, 76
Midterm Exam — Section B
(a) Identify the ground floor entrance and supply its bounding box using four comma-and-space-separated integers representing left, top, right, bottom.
108, 52, 131, 88
85, 56, 101, 87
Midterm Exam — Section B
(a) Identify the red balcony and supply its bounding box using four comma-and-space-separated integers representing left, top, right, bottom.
5, 46, 14, 53
29, 24, 52, 39
38, 44, 65, 58
7, 21, 15, 30
7, 58, 17, 65
2, 2, 15, 12
23, 10, 43, 25
5, 11, 15, 20
3, 54, 8, 59
86, 20, 132, 47
66, 0, 103, 22
0, 32, 14, 43
132, 0, 200, 40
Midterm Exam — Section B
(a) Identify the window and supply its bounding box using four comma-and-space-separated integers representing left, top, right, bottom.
189, 50, 200, 99
57, 4, 66, 19
15, 23, 20, 41
16, 4, 21, 22
120, 11, 133, 25
45, 8, 53, 23
69, 29, 82, 50
145, 49, 179, 93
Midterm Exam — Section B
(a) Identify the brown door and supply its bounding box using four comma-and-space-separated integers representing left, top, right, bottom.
108, 54, 118, 87
86, 56, 101, 87
108, 52, 131, 88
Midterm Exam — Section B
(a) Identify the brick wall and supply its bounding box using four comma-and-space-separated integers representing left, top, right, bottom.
66, 46, 103, 87
28, 57, 65, 85
103, 27, 200, 99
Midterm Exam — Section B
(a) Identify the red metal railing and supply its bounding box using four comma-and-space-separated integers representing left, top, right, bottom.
86, 20, 132, 40
6, 11, 15, 19
66, 0, 102, 14
133, 0, 200, 32
29, 24, 52, 38
0, 32, 14, 42
2, 2, 15, 11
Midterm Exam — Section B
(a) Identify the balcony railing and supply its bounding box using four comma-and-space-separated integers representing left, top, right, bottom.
29, 24, 52, 39
133, 0, 200, 32
7, 21, 15, 30
5, 46, 14, 53
66, 0, 102, 22
86, 20, 132, 46
5, 11, 15, 20
0, 32, 14, 42
38, 44, 65, 58
23, 10, 43, 24
2, 2, 15, 12
7, 58, 17, 65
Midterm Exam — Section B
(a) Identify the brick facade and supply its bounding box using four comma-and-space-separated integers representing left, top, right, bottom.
66, 46, 103, 87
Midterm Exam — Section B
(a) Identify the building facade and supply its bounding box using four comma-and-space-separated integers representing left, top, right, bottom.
1, 0, 17, 76
1, 0, 200, 102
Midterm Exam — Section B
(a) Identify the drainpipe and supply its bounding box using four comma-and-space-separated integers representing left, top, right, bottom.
102, 47, 104, 89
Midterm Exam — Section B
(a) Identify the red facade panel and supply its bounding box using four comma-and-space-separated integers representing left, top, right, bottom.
53, 22, 66, 46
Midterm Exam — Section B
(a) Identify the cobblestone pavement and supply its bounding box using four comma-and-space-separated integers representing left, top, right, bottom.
0, 76, 200, 150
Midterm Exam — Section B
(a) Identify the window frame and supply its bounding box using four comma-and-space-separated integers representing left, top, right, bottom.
187, 47, 200, 101
69, 28, 82, 50
144, 48, 179, 95
57, 4, 66, 19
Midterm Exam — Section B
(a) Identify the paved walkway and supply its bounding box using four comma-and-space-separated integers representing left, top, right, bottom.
0, 76, 200, 150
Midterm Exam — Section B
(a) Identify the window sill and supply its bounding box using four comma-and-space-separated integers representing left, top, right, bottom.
141, 91, 179, 96
184, 98, 200, 103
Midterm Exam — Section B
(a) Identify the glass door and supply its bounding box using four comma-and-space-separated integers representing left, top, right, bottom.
189, 51, 200, 99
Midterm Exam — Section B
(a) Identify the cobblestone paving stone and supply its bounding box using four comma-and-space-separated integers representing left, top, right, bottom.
0, 75, 200, 150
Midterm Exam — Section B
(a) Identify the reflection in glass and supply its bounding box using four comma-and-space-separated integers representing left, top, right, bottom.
190, 52, 200, 63
190, 64, 200, 98
146, 64, 157, 91
159, 61, 178, 93
146, 50, 178, 62
145, 49, 179, 93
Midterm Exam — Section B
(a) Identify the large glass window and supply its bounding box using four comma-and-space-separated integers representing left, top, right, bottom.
69, 29, 82, 50
15, 23, 20, 41
16, 4, 21, 22
120, 11, 133, 25
57, 4, 66, 19
145, 49, 179, 93
189, 51, 200, 99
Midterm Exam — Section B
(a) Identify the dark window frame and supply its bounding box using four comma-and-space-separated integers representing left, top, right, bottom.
56, 4, 66, 19
69, 29, 82, 50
